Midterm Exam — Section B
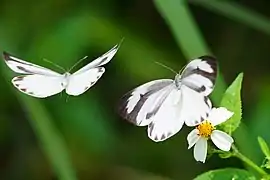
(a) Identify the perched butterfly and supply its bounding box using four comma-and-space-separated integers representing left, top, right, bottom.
118, 56, 217, 142
3, 44, 120, 98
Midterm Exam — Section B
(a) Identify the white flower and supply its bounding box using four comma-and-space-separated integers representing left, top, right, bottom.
187, 107, 234, 163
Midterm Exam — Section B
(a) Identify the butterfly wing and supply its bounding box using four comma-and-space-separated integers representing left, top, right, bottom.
12, 75, 65, 98
3, 52, 61, 76
147, 85, 213, 142
180, 55, 217, 96
72, 44, 119, 74
65, 67, 105, 96
179, 56, 217, 126
146, 87, 186, 142
3, 52, 65, 98
179, 85, 212, 126
65, 44, 119, 96
119, 80, 192, 142
118, 79, 174, 126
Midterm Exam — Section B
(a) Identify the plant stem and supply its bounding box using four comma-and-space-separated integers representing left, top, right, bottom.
232, 145, 268, 176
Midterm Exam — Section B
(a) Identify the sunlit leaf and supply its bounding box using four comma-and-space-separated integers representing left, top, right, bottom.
219, 73, 243, 134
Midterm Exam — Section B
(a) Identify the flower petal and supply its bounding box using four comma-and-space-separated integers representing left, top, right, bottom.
211, 130, 234, 151
194, 137, 208, 163
187, 129, 200, 149
208, 107, 234, 126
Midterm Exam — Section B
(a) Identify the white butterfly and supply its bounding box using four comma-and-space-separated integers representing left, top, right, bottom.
118, 56, 217, 142
3, 44, 120, 98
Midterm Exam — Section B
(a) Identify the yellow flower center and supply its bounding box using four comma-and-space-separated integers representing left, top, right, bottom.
196, 120, 215, 138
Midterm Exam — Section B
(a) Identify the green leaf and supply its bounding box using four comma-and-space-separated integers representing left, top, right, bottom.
219, 73, 243, 135
194, 168, 256, 180
258, 136, 270, 158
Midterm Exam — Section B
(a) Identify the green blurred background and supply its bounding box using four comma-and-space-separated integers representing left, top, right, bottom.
1, 0, 270, 179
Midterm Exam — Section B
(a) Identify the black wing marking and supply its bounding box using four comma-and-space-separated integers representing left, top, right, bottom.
118, 80, 173, 126
3, 51, 61, 76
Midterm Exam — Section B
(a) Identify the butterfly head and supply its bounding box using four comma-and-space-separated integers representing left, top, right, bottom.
64, 72, 71, 77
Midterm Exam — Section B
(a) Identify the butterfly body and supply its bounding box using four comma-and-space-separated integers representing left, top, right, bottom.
119, 56, 217, 142
59, 73, 70, 88
174, 74, 183, 89
3, 44, 119, 98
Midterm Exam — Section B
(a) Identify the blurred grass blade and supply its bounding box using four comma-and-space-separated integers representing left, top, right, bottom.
191, 0, 270, 35
154, 0, 226, 103
17, 97, 77, 180
19, 97, 77, 180
154, 0, 210, 57
1, 43, 77, 179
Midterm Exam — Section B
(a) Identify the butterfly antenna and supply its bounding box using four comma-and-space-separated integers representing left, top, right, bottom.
43, 58, 66, 73
154, 61, 178, 75
68, 56, 88, 72
118, 37, 125, 47
179, 62, 188, 74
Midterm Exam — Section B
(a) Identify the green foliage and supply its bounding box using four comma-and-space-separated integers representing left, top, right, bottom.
258, 137, 270, 158
219, 73, 243, 135
194, 168, 256, 180
258, 137, 270, 169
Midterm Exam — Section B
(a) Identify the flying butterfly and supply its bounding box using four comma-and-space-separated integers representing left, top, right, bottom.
118, 56, 217, 142
3, 44, 120, 98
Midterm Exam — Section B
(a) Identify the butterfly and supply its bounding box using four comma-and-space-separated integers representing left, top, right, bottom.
3, 44, 120, 98
118, 56, 217, 142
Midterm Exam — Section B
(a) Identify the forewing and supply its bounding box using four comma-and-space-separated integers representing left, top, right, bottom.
118, 79, 173, 126
65, 67, 105, 96
3, 52, 61, 76
12, 75, 64, 98
180, 85, 212, 127
181, 56, 217, 96
73, 44, 119, 74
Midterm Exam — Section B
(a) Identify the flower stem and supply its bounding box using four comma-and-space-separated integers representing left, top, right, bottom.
232, 145, 268, 176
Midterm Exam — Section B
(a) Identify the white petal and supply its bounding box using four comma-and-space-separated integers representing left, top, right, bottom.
194, 137, 208, 163
211, 130, 234, 151
208, 107, 234, 126
187, 129, 200, 149
147, 89, 184, 142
